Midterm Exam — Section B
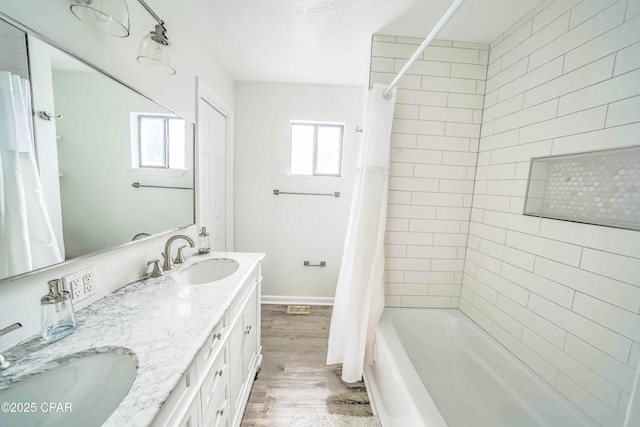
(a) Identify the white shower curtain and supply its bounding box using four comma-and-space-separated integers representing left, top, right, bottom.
0, 71, 63, 277
327, 83, 396, 383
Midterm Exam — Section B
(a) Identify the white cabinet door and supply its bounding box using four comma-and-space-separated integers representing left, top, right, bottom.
243, 290, 258, 381
229, 286, 260, 426
229, 315, 245, 419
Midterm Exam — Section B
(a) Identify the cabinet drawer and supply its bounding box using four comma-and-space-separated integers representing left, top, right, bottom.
203, 394, 229, 427
196, 313, 227, 373
200, 344, 228, 415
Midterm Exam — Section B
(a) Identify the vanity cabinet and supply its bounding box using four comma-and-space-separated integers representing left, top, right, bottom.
151, 262, 262, 427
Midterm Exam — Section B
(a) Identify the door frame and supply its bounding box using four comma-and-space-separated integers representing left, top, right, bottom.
195, 76, 234, 251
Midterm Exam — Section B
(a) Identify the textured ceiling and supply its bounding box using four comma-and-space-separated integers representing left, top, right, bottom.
180, 0, 544, 86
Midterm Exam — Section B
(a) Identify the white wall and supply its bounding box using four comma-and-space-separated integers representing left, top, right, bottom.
234, 82, 364, 302
370, 35, 488, 308
461, 1, 640, 426
0, 1, 232, 350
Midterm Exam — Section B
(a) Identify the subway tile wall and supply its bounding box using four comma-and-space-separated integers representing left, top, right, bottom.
460, 1, 640, 426
370, 35, 488, 309
0, 19, 28, 79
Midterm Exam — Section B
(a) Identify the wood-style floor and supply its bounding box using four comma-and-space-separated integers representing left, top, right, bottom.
240, 305, 374, 426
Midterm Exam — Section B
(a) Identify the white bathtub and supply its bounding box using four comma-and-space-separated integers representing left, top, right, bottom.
364, 308, 599, 427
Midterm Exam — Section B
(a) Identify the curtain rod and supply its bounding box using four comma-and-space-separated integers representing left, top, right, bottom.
383, 0, 466, 99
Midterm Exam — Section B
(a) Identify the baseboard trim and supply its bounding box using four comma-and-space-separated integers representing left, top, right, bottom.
261, 295, 334, 306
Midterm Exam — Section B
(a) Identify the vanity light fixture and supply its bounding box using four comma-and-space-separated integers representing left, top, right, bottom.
69, 0, 130, 37
69, 0, 176, 75
136, 0, 176, 75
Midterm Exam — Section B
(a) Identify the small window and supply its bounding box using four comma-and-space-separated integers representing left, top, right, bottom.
135, 115, 186, 169
290, 122, 343, 177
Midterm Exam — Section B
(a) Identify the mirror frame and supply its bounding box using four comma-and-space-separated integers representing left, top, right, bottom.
0, 11, 196, 285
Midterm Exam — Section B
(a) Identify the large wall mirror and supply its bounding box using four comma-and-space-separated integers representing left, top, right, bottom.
0, 16, 195, 282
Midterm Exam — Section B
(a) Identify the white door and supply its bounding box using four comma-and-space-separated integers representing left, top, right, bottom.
198, 97, 227, 251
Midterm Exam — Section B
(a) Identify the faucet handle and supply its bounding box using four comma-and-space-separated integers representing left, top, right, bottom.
0, 322, 22, 370
0, 322, 22, 338
174, 245, 187, 265
146, 259, 164, 278
0, 354, 10, 370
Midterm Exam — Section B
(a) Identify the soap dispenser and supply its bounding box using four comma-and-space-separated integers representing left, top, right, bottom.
198, 227, 211, 254
41, 279, 77, 341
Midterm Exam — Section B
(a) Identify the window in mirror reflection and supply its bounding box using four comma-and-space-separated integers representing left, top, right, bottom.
134, 114, 186, 169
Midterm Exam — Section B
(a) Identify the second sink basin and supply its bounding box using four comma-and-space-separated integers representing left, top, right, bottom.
175, 258, 239, 285
0, 346, 137, 427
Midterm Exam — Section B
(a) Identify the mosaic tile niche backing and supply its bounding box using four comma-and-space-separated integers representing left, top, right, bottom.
524, 146, 640, 231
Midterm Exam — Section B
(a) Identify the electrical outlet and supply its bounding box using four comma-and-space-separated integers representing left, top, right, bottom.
83, 271, 94, 295
62, 267, 96, 303
70, 279, 82, 299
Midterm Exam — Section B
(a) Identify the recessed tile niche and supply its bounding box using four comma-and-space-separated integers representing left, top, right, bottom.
524, 146, 640, 231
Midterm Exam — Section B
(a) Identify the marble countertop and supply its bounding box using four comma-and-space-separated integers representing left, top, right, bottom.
0, 251, 265, 426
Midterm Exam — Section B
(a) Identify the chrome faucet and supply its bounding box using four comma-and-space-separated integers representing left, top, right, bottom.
0, 322, 22, 370
162, 235, 195, 270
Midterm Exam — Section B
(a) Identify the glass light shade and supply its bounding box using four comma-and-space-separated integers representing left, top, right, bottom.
69, 0, 130, 37
137, 33, 176, 75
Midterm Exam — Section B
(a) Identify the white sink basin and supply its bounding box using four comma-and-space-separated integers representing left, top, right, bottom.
0, 346, 137, 427
174, 258, 239, 285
